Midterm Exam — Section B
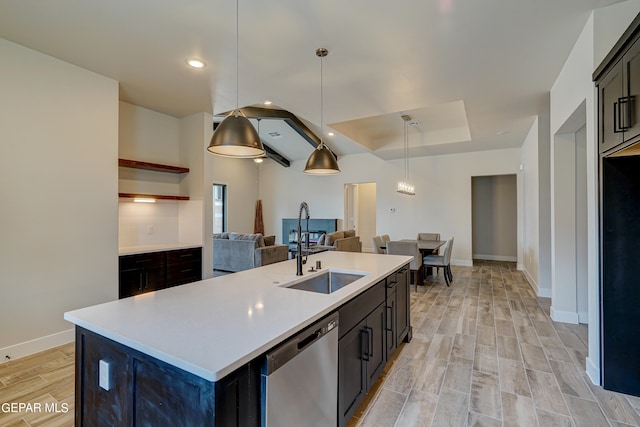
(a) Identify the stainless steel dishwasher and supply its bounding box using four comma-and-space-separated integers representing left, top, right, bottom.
261, 312, 339, 427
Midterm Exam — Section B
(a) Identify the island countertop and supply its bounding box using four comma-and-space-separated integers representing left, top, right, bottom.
64, 251, 412, 382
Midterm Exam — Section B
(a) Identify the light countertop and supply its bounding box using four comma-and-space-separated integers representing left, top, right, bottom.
119, 243, 202, 256
64, 251, 411, 382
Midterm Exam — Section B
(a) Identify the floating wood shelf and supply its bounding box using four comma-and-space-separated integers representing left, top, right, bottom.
118, 193, 190, 201
118, 158, 189, 174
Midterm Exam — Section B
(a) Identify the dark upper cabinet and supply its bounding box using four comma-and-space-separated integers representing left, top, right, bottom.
596, 16, 640, 154
623, 38, 640, 143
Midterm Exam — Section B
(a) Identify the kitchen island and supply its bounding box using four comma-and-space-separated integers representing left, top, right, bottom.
65, 250, 412, 426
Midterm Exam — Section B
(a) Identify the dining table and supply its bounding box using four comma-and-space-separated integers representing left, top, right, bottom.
381, 239, 446, 277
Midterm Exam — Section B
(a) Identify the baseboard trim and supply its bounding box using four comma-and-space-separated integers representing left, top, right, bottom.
586, 356, 601, 386
0, 329, 74, 363
550, 306, 579, 324
537, 287, 552, 298
452, 259, 473, 267
472, 254, 518, 262
578, 311, 589, 325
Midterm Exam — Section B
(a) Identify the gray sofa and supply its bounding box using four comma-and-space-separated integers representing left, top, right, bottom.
315, 230, 362, 252
213, 232, 289, 272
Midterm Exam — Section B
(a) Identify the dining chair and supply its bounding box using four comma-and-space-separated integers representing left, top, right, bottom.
422, 237, 454, 287
417, 232, 442, 272
417, 232, 440, 241
386, 240, 423, 290
372, 236, 385, 254
381, 234, 391, 243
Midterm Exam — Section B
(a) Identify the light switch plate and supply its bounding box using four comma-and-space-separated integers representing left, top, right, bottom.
99, 360, 110, 391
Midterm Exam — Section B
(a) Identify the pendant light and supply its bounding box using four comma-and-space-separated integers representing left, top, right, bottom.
207, 0, 264, 158
304, 48, 340, 175
397, 114, 415, 195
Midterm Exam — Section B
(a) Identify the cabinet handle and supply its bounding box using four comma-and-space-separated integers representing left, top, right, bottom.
620, 96, 632, 131
361, 329, 370, 361
138, 272, 144, 291
143, 273, 148, 290
366, 326, 374, 358
386, 280, 397, 289
179, 268, 193, 273
386, 305, 393, 331
614, 100, 623, 133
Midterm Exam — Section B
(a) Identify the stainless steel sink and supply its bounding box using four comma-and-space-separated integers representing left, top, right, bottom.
285, 271, 366, 294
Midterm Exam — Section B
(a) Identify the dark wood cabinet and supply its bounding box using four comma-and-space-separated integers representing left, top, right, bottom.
338, 303, 385, 427
337, 265, 410, 427
396, 267, 410, 344
75, 327, 258, 427
119, 252, 165, 298
595, 13, 640, 397
595, 15, 640, 154
166, 247, 203, 287
385, 267, 411, 360
119, 248, 202, 298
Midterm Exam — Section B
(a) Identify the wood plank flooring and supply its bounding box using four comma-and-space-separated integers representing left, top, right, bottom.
2, 260, 640, 426
349, 260, 640, 427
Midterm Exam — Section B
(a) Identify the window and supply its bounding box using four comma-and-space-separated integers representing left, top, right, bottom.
213, 184, 227, 234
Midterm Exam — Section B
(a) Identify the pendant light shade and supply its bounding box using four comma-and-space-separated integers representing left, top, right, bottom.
207, 0, 265, 158
208, 113, 263, 158
304, 47, 340, 175
304, 145, 340, 174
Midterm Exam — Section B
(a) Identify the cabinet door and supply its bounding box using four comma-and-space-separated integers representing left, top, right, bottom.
396, 267, 410, 343
134, 358, 215, 427
623, 38, 640, 143
365, 304, 386, 388
385, 288, 397, 360
119, 268, 144, 299
76, 330, 133, 426
599, 61, 624, 153
338, 319, 367, 427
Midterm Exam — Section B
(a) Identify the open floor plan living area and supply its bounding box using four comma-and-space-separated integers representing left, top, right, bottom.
4, 1, 640, 426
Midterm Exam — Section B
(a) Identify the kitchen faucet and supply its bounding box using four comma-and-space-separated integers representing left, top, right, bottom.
296, 202, 310, 276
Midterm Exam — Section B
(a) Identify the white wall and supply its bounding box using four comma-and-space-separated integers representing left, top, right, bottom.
259, 148, 521, 267
548, 0, 640, 385
0, 39, 119, 358
356, 182, 377, 252
521, 118, 541, 292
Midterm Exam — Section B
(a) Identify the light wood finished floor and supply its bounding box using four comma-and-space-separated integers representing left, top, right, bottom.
349, 260, 640, 427
2, 261, 640, 426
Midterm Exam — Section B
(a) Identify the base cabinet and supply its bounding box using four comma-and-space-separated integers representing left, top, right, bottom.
75, 327, 258, 427
337, 264, 411, 427
119, 247, 202, 299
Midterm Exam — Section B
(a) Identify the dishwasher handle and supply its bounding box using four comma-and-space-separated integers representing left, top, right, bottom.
297, 330, 322, 351
263, 312, 339, 375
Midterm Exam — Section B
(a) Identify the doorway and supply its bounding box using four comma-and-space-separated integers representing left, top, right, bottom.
471, 175, 518, 262
344, 183, 376, 252
551, 102, 588, 324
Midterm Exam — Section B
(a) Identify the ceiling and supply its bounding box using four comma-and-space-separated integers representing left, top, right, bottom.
0, 0, 625, 163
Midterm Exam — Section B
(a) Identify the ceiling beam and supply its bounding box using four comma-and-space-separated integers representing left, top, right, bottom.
212, 118, 291, 167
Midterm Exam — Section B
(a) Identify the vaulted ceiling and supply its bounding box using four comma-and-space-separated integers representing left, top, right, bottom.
0, 0, 625, 163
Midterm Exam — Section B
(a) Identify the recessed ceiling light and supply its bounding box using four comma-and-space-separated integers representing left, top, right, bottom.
496, 130, 509, 135
186, 59, 206, 69
263, 100, 272, 105
328, 132, 335, 137
254, 158, 264, 163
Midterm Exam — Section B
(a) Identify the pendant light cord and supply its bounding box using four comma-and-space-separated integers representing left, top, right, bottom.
235, 0, 239, 112
320, 52, 324, 148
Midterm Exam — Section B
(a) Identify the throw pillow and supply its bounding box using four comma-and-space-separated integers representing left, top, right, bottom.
328, 231, 345, 246
343, 229, 356, 238
263, 235, 276, 246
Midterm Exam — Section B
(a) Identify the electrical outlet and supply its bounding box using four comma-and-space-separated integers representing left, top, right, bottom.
147, 225, 154, 235
99, 360, 111, 391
